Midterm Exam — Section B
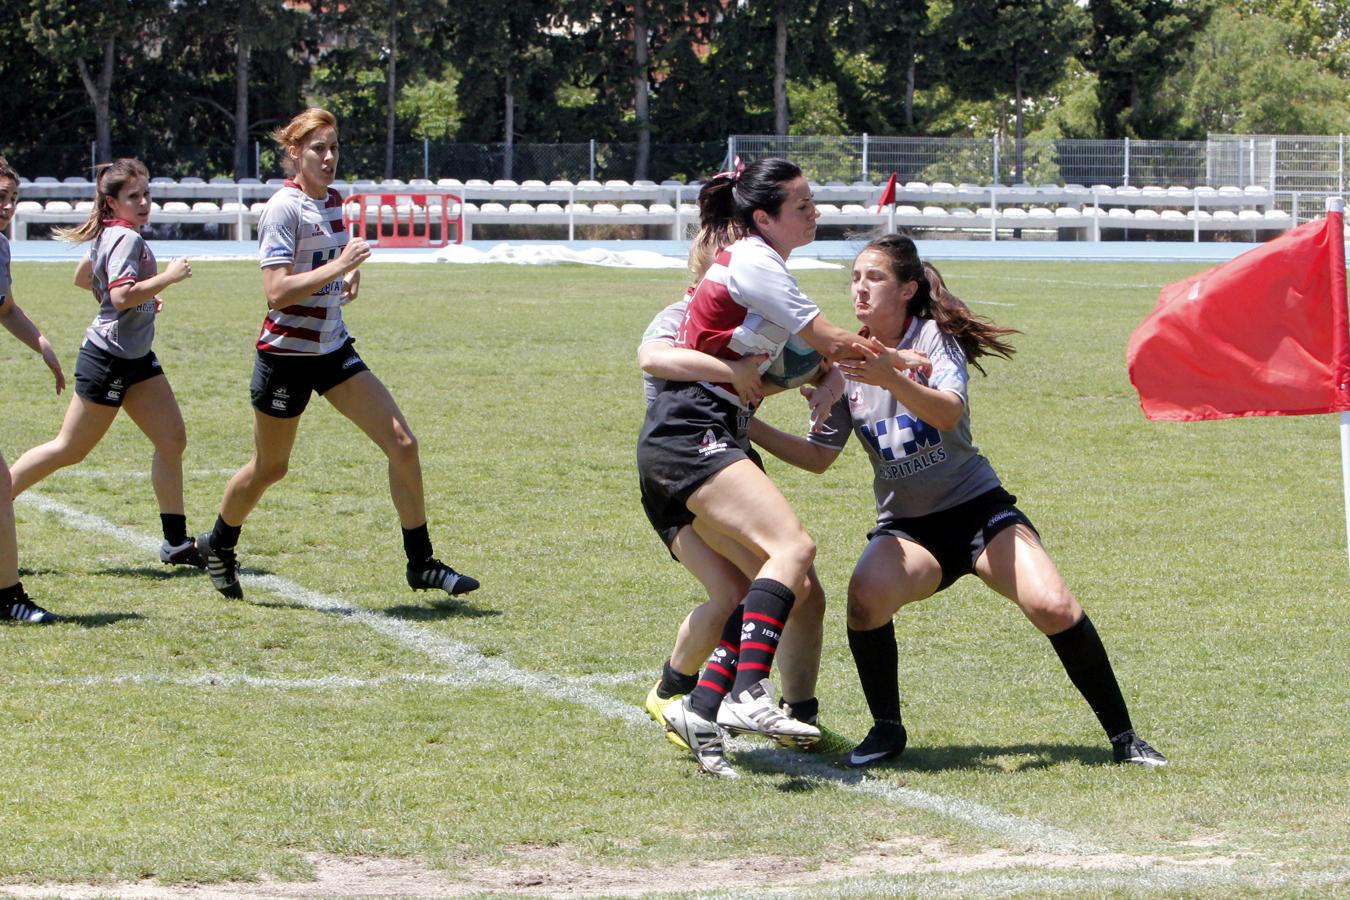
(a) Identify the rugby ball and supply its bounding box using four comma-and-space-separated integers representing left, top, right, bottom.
764, 334, 823, 389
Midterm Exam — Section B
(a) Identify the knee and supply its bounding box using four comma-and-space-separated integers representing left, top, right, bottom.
252, 457, 289, 487
385, 426, 419, 465
156, 427, 188, 459
1024, 584, 1082, 634
793, 577, 826, 625
846, 572, 895, 631
782, 530, 816, 574
52, 438, 92, 466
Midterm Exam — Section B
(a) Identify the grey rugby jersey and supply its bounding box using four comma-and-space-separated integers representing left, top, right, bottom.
0, 233, 11, 305
639, 295, 690, 405
84, 224, 158, 358
809, 316, 1000, 523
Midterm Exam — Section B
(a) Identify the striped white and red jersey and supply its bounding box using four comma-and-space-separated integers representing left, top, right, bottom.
256, 180, 349, 355
675, 234, 820, 407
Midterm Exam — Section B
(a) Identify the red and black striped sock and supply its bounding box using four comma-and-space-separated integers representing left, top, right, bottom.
729, 578, 796, 697
688, 605, 743, 720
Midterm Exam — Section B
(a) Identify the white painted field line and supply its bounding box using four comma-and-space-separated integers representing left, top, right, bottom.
36, 670, 650, 690
47, 467, 240, 479
22, 491, 1114, 857
19, 493, 647, 729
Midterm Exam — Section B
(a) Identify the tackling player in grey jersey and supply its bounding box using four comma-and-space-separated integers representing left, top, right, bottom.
753, 235, 1168, 770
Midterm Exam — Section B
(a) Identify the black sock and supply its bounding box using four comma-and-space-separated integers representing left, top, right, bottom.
402, 523, 433, 566
688, 605, 743, 719
658, 659, 699, 699
848, 621, 902, 724
1047, 613, 1133, 740
211, 516, 242, 551
0, 582, 23, 604
729, 578, 796, 695
160, 513, 188, 546
780, 696, 819, 724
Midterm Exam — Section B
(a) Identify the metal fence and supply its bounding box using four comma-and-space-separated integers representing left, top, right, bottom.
6, 134, 1348, 200
730, 134, 1350, 195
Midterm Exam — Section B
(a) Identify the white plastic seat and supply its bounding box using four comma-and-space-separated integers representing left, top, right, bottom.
620, 203, 648, 214
507, 202, 534, 214
922, 206, 947, 217
492, 179, 519, 188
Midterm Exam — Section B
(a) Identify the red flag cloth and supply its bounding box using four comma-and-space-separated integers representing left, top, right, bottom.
1127, 209, 1350, 421
874, 173, 897, 213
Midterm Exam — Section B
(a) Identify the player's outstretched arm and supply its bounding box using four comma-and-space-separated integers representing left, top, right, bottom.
0, 294, 64, 393
748, 416, 839, 473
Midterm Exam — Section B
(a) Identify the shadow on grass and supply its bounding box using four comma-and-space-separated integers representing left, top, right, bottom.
891, 742, 1109, 772
54, 612, 146, 628
95, 564, 211, 580
384, 601, 502, 621
730, 739, 1109, 787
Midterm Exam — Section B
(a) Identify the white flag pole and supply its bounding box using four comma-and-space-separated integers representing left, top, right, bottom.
1329, 195, 1350, 574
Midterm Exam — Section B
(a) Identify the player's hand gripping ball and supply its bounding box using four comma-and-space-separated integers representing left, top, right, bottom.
764, 334, 824, 389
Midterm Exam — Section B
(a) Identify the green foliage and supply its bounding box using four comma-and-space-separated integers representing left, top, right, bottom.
786, 79, 849, 136
1084, 0, 1216, 138
397, 67, 462, 141
1180, 7, 1350, 134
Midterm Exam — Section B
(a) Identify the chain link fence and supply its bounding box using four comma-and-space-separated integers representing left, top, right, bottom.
8, 136, 1347, 215
730, 134, 1349, 194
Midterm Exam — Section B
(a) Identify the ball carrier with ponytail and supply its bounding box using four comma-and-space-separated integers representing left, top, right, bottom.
637, 158, 864, 778
7, 158, 206, 571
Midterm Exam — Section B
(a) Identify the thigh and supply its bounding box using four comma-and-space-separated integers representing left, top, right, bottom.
851, 534, 943, 615
54, 392, 120, 450
121, 374, 184, 444
323, 370, 412, 449
251, 407, 302, 467
672, 524, 751, 605
974, 523, 1071, 607
692, 516, 765, 581
685, 458, 806, 559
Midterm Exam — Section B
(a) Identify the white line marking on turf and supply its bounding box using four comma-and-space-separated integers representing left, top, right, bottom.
36, 670, 651, 690
18, 492, 1146, 858
20, 493, 648, 729
47, 467, 240, 479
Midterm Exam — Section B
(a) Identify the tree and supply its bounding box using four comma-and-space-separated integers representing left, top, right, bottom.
938, 0, 1085, 182
1083, 0, 1214, 138
1181, 7, 1350, 134
449, 0, 561, 178
23, 0, 168, 163
166, 0, 311, 179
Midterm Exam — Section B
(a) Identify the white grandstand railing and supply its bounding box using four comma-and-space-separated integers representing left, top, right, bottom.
7, 179, 1317, 244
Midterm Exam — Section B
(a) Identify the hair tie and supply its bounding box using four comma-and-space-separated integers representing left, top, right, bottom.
714, 155, 745, 183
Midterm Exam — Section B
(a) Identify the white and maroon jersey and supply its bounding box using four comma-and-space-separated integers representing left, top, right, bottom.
0, 232, 11, 306
256, 180, 349, 355
84, 221, 159, 359
809, 316, 1000, 522
639, 292, 692, 405
675, 234, 820, 407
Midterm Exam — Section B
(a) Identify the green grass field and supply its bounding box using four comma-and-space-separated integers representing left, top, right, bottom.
0, 258, 1346, 898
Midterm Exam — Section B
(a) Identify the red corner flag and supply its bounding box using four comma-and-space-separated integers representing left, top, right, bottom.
874, 173, 897, 213
1127, 204, 1350, 421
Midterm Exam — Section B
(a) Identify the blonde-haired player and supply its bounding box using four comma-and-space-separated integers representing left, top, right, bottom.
197, 108, 478, 602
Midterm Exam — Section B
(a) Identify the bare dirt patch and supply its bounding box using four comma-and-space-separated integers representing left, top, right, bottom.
0, 840, 1239, 899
